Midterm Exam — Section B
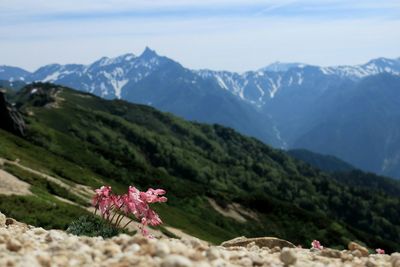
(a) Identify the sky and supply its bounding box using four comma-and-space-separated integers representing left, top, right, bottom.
0, 0, 400, 72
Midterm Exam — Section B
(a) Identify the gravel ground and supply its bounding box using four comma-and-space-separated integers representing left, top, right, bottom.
0, 211, 398, 267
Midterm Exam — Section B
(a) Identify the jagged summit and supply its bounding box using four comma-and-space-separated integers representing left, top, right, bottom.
139, 46, 159, 59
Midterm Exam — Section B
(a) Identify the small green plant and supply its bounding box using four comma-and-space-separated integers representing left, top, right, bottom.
66, 215, 120, 238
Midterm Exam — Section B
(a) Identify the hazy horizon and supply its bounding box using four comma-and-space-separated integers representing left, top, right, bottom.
1, 0, 400, 72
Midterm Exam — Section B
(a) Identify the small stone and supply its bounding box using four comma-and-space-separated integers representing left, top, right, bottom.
103, 243, 122, 257
249, 252, 263, 266
132, 235, 150, 245
182, 237, 206, 249
36, 254, 51, 267
271, 246, 281, 253
341, 252, 354, 262
6, 239, 22, 252
391, 253, 400, 267
246, 241, 256, 249
210, 259, 229, 267
366, 258, 378, 267
5, 218, 16, 226
190, 251, 205, 261
352, 249, 363, 258
161, 255, 193, 267
393, 260, 400, 267
0, 211, 6, 227
193, 262, 211, 267
124, 243, 141, 253
280, 248, 297, 265
221, 237, 295, 249
238, 257, 253, 267
348, 242, 369, 257
206, 248, 220, 261
52, 254, 69, 266
320, 248, 342, 258
45, 230, 65, 242
33, 228, 47, 236
112, 234, 131, 245
169, 240, 189, 255
20, 255, 41, 267
155, 241, 171, 258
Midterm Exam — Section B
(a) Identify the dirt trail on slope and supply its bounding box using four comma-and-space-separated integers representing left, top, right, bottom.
0, 157, 92, 202
208, 198, 259, 223
0, 169, 32, 196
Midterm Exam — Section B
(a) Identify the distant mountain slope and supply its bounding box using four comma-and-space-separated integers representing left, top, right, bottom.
0, 83, 400, 251
0, 80, 26, 92
287, 149, 355, 173
293, 73, 400, 178
0, 66, 30, 81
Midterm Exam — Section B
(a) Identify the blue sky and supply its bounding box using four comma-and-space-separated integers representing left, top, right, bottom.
1, 0, 399, 72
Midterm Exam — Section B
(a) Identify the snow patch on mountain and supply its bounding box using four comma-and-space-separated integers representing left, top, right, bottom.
297, 73, 304, 85
216, 75, 229, 90
43, 71, 61, 82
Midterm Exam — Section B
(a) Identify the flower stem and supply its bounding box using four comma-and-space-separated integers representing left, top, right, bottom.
122, 218, 134, 229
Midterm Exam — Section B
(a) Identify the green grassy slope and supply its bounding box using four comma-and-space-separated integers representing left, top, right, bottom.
0, 82, 399, 251
288, 149, 355, 173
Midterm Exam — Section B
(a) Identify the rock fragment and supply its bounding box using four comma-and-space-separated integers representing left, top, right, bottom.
0, 211, 6, 228
161, 255, 193, 267
155, 241, 171, 258
206, 248, 220, 261
6, 239, 22, 252
348, 241, 369, 257
280, 247, 297, 265
221, 236, 295, 249
392, 253, 400, 267
319, 248, 342, 258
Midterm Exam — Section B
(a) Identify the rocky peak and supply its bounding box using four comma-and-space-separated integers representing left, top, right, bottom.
139, 46, 159, 59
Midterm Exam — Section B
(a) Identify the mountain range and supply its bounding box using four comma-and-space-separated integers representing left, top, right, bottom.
1, 48, 400, 178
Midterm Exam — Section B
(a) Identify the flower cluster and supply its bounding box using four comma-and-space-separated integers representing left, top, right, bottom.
92, 185, 167, 236
375, 248, 385, 254
311, 240, 323, 250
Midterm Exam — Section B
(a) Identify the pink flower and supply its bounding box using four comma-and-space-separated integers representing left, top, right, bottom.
92, 186, 113, 216
140, 188, 168, 203
311, 240, 323, 250
146, 209, 163, 226
91, 184, 167, 237
376, 248, 385, 254
96, 186, 111, 197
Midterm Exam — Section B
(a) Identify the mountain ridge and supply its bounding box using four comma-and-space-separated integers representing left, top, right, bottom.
1, 49, 399, 104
